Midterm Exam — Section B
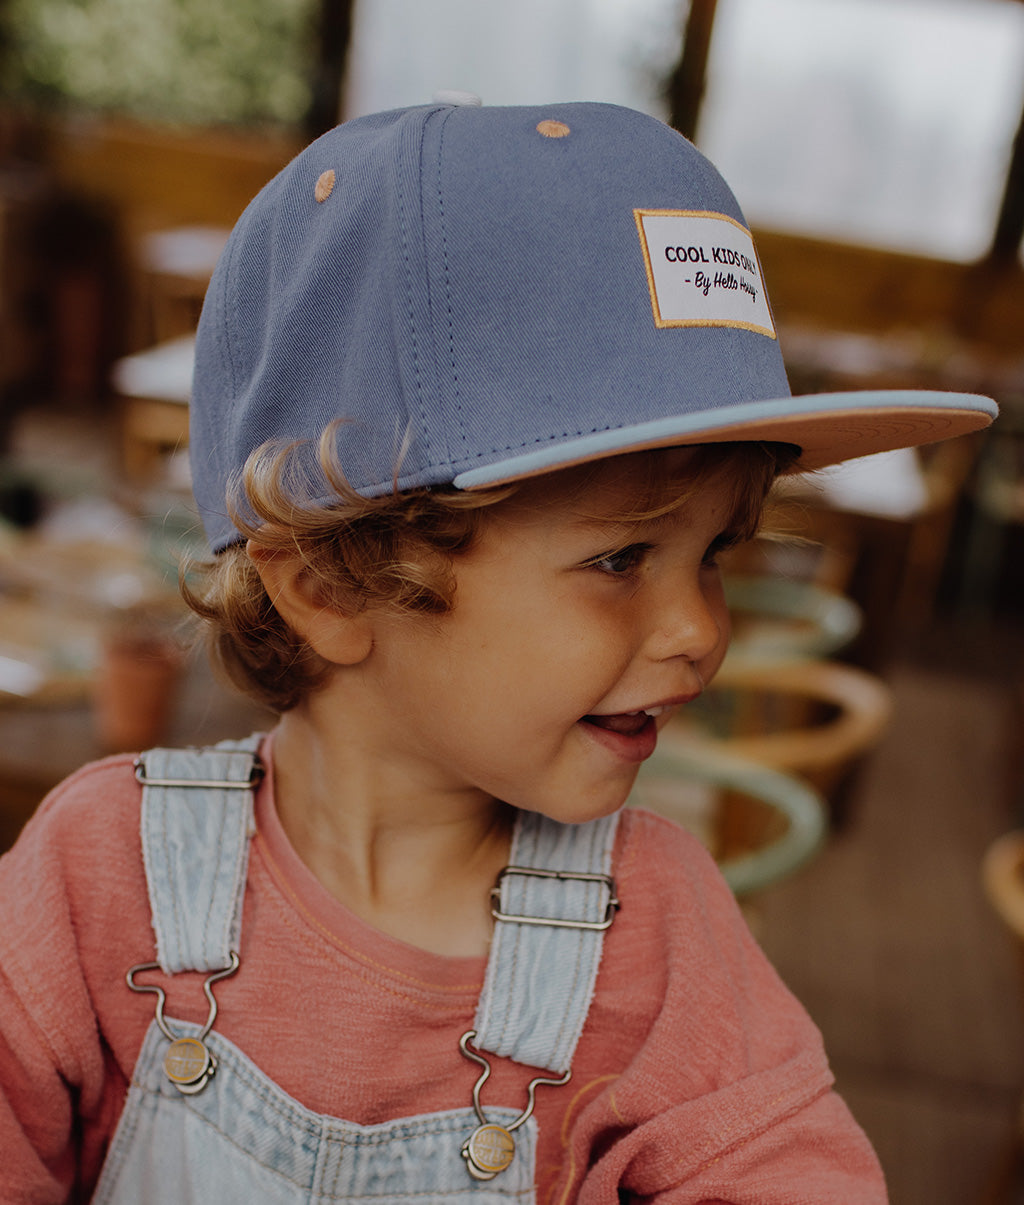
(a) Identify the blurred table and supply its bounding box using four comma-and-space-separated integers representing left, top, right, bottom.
135, 225, 228, 344
778, 322, 1024, 643
794, 447, 930, 519
111, 334, 194, 479
0, 516, 272, 851
768, 437, 982, 667
0, 650, 272, 852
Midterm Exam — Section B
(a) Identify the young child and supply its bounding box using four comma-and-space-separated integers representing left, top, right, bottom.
0, 99, 996, 1203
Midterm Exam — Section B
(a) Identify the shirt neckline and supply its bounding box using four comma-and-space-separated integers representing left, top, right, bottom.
251, 732, 490, 995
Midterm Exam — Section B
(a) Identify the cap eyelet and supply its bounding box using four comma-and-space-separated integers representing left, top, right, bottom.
314, 170, 336, 203
536, 120, 570, 139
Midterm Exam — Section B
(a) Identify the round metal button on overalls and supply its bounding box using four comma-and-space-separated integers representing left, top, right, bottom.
163, 1037, 213, 1090
462, 1123, 516, 1179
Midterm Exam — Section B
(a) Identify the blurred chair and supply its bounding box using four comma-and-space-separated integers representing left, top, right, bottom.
777, 436, 982, 665
983, 831, 1024, 949
723, 573, 862, 666
110, 334, 194, 481
898, 434, 981, 623
661, 659, 893, 825
693, 539, 890, 828
961, 408, 1024, 615
0, 594, 97, 705
112, 223, 226, 481
133, 225, 228, 345
632, 744, 827, 899
981, 830, 1024, 1204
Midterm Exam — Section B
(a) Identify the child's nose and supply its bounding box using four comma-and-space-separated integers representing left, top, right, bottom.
644, 573, 728, 666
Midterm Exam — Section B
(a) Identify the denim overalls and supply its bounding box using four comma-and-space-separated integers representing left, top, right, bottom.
92, 737, 620, 1203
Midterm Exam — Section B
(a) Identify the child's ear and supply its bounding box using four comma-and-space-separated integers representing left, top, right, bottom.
246, 540, 374, 666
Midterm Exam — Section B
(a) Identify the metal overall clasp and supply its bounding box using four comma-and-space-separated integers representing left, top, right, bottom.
126, 952, 240, 1095
489, 865, 620, 931
458, 1030, 571, 1181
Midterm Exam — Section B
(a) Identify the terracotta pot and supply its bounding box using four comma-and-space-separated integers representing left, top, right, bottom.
92, 633, 184, 754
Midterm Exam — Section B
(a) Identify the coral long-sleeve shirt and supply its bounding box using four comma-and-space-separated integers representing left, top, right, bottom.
0, 743, 886, 1203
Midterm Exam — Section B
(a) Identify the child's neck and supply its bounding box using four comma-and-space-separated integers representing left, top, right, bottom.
270, 705, 514, 959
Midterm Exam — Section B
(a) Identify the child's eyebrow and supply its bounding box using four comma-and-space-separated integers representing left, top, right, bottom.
566, 508, 644, 532
565, 510, 672, 540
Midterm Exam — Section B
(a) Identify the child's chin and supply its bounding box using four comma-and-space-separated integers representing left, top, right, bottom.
520, 791, 634, 827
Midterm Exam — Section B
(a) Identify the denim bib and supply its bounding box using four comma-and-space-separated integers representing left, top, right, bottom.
93, 736, 619, 1204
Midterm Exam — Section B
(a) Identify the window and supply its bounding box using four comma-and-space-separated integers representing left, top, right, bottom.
697, 0, 1024, 261
344, 0, 680, 119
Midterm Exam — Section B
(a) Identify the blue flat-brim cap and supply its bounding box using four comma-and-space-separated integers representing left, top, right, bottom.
190, 100, 997, 552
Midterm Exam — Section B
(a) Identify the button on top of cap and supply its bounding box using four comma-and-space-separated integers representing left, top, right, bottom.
314, 169, 335, 203
432, 89, 483, 107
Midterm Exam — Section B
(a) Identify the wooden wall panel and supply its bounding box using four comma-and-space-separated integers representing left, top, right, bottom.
43, 118, 300, 239
756, 229, 1024, 360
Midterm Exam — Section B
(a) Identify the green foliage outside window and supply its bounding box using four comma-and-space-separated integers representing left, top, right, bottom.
1, 0, 317, 126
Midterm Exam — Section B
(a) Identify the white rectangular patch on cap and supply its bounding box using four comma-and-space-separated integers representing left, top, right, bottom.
634, 209, 776, 339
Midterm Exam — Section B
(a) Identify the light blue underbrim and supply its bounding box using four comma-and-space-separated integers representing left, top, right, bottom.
453, 390, 998, 488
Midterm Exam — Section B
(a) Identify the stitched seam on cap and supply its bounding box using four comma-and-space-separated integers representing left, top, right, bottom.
380, 418, 640, 484
220, 222, 242, 399
464, 420, 644, 461
396, 119, 431, 468
435, 110, 469, 458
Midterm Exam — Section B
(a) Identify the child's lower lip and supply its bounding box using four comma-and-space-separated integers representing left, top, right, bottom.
579, 714, 658, 763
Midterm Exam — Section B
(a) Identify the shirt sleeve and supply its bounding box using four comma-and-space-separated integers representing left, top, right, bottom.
0, 964, 79, 1203
580, 1082, 886, 1203
0, 758, 144, 1203
571, 809, 888, 1203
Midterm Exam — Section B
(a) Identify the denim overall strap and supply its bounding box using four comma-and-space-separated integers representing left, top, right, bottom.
137, 735, 263, 974
473, 810, 620, 1074
100, 730, 540, 1202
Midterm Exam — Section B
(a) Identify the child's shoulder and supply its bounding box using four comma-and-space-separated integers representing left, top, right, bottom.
1, 754, 144, 909
25, 752, 142, 840
614, 805, 752, 944
617, 804, 724, 884
0, 754, 153, 1097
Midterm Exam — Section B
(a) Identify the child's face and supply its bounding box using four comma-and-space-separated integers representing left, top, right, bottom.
362, 449, 737, 824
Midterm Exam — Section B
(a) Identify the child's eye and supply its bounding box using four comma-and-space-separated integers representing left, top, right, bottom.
589, 544, 650, 576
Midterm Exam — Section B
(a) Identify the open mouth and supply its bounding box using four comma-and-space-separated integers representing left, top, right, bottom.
582, 707, 666, 737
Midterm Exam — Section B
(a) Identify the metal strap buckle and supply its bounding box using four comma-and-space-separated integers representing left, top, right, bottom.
489, 866, 620, 932
458, 1029, 571, 1180
126, 952, 239, 1094
134, 753, 265, 791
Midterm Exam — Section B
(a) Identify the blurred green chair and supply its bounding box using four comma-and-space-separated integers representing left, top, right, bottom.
632, 744, 827, 898
983, 831, 1024, 945
665, 658, 892, 807
723, 574, 862, 666
981, 830, 1024, 1204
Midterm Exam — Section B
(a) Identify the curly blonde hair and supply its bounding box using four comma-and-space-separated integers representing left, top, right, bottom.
183, 429, 798, 712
